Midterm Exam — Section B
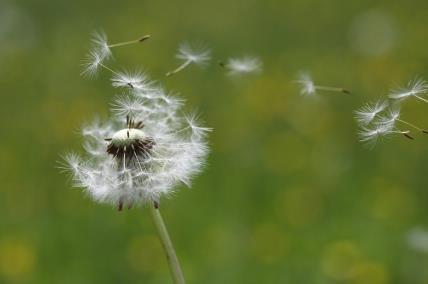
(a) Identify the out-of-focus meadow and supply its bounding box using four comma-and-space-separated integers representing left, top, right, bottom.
2, 0, 428, 283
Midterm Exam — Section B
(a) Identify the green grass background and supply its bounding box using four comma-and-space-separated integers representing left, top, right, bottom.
1, 0, 428, 283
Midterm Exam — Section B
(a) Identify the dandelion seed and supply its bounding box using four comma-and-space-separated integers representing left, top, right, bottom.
81, 32, 150, 77
354, 100, 388, 126
296, 72, 350, 96
183, 113, 212, 141
389, 78, 428, 103
166, 42, 211, 77
64, 87, 210, 210
111, 95, 150, 118
111, 70, 155, 91
222, 56, 262, 76
358, 122, 412, 147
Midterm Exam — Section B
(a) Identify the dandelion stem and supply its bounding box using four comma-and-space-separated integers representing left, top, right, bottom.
149, 202, 185, 284
108, 35, 151, 48
166, 60, 192, 77
315, 85, 350, 94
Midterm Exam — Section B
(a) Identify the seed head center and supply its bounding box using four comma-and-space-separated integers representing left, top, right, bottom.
111, 128, 146, 146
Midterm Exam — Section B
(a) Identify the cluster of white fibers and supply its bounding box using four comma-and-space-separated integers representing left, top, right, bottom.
64, 74, 211, 210
354, 78, 428, 148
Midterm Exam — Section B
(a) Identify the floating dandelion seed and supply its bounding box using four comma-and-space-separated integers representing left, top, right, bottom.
358, 122, 412, 147
296, 72, 350, 96
389, 78, 428, 103
81, 49, 106, 77
166, 42, 211, 77
222, 56, 262, 76
63, 86, 210, 210
354, 100, 388, 125
91, 31, 112, 60
81, 32, 151, 77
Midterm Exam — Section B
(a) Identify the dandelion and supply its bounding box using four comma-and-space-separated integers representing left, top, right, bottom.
166, 42, 211, 77
63, 84, 208, 284
354, 100, 388, 125
66, 32, 211, 284
296, 72, 350, 96
389, 78, 428, 103
221, 56, 262, 76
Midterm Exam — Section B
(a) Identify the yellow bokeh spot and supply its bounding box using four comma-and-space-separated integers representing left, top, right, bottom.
0, 238, 36, 279
321, 241, 362, 280
350, 261, 389, 284
370, 180, 415, 223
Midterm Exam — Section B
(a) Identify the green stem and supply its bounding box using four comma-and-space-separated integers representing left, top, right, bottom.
149, 203, 186, 284
166, 60, 192, 77
108, 35, 151, 48
315, 85, 351, 94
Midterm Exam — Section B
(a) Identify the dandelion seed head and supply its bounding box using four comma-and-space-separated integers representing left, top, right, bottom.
225, 56, 262, 76
65, 83, 210, 209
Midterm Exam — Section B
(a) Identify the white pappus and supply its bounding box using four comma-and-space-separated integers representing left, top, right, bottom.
81, 31, 151, 78
355, 98, 428, 147
166, 42, 211, 76
388, 78, 428, 103
222, 56, 262, 76
354, 100, 388, 126
63, 78, 210, 210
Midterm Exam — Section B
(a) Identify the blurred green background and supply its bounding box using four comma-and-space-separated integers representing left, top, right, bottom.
2, 0, 428, 283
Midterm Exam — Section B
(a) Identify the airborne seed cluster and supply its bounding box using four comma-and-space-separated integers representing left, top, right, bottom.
355, 78, 428, 147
